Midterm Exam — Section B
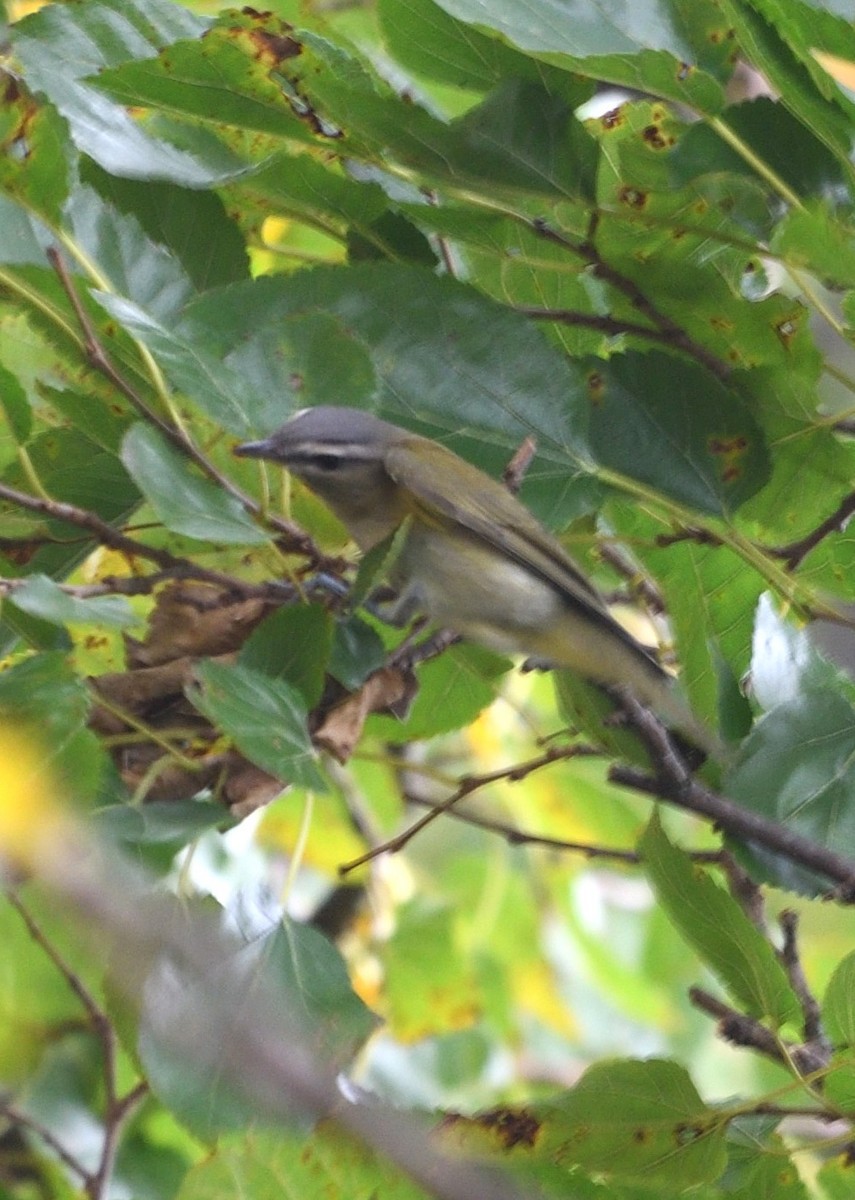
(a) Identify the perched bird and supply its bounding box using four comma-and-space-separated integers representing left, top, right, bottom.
235, 406, 716, 755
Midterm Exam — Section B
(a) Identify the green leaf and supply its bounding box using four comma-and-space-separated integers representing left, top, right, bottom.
7, 574, 140, 629
0, 89, 69, 224
672, 97, 847, 201
0, 650, 90, 734
727, 690, 855, 895
223, 311, 378, 432
329, 615, 388, 690
368, 643, 508, 741
589, 353, 771, 515
379, 0, 592, 99
823, 952, 855, 1046
190, 660, 327, 792
430, 0, 727, 110
772, 203, 855, 289
737, 370, 855, 548
0, 362, 32, 443
120, 423, 266, 544
529, 1059, 726, 1187
0, 427, 140, 590
96, 14, 597, 204
67, 184, 195, 322
95, 799, 230, 848
80, 161, 249, 293
262, 919, 378, 1064
139, 913, 375, 1140
97, 295, 264, 435
90, 15, 323, 147
181, 264, 593, 480
177, 1125, 430, 1200
12, 1, 245, 187
717, 0, 855, 171
640, 813, 801, 1027
239, 604, 334, 707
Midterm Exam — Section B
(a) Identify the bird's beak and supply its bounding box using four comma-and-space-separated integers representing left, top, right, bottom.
233, 437, 274, 460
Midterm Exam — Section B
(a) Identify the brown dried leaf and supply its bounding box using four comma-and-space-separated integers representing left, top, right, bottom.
126, 581, 270, 668
314, 667, 414, 763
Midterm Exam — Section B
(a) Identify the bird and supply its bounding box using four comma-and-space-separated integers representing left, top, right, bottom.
235, 406, 718, 757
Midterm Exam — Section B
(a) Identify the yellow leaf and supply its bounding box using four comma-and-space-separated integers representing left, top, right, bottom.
0, 727, 69, 868
812, 50, 855, 92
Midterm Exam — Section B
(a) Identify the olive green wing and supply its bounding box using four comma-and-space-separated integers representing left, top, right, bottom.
385, 439, 617, 625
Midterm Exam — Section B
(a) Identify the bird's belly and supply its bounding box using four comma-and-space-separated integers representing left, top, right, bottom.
400, 532, 561, 655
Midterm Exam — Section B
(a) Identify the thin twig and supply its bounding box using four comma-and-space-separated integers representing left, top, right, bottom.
7, 892, 150, 1199
779, 910, 828, 1049
0, 479, 292, 599
766, 490, 855, 572
402, 789, 725, 864
0, 570, 290, 603
91, 1081, 149, 1200
47, 245, 318, 559
339, 744, 601, 873
529, 217, 732, 381
689, 987, 789, 1065
0, 1100, 90, 1185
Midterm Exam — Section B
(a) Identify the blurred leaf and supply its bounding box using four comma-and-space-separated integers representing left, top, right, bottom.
258, 791, 368, 879
0, 650, 90, 733
383, 903, 483, 1039
368, 643, 507, 742
823, 952, 855, 1046
8, 574, 140, 628
95, 799, 230, 848
140, 913, 375, 1140
190, 660, 328, 791
177, 1124, 430, 1200
0, 86, 69, 224
121, 423, 267, 544
640, 813, 801, 1027
260, 919, 378, 1061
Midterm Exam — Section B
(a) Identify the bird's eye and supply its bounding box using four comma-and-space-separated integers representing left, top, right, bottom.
307, 453, 343, 472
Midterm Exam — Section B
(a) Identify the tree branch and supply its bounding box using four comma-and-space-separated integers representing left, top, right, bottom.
0, 480, 292, 600
610, 699, 855, 897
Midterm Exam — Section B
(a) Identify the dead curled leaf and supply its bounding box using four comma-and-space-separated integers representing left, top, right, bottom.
88, 580, 423, 804
314, 666, 417, 763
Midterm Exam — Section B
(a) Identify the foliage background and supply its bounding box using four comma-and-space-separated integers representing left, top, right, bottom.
3, 0, 855, 1197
